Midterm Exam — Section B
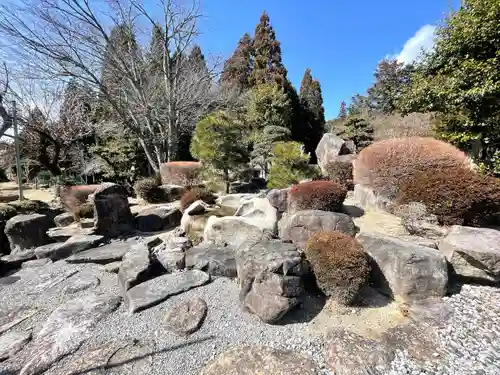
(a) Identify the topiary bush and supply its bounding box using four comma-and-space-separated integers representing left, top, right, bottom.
288, 180, 347, 213
133, 175, 168, 203
353, 137, 470, 199
160, 161, 202, 186
396, 166, 500, 227
179, 187, 217, 213
324, 155, 354, 189
305, 231, 370, 305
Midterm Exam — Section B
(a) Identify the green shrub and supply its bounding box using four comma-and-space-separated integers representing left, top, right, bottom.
179, 187, 217, 213
8, 200, 50, 214
268, 141, 316, 189
133, 175, 168, 203
396, 167, 500, 227
288, 180, 347, 213
324, 155, 354, 189
305, 231, 370, 305
0, 204, 17, 221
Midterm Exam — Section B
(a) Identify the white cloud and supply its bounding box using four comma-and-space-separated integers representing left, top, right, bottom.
395, 24, 437, 64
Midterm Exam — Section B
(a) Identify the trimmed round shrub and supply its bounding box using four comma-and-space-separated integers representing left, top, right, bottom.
324, 155, 354, 189
288, 180, 347, 213
396, 167, 500, 227
305, 231, 370, 305
133, 176, 168, 203
179, 187, 217, 213
353, 137, 469, 198
160, 161, 202, 186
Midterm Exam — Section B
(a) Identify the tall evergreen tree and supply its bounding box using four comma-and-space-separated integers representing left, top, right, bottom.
250, 11, 288, 89
220, 33, 253, 90
338, 101, 348, 119
298, 68, 325, 162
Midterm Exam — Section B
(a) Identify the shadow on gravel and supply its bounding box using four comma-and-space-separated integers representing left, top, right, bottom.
342, 205, 365, 218
0, 370, 17, 375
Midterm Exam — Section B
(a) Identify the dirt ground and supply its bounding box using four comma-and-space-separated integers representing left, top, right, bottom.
0, 181, 55, 202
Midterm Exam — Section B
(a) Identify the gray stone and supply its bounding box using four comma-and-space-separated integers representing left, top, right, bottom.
180, 200, 215, 235
92, 183, 135, 237
125, 270, 210, 313
398, 235, 437, 249
353, 184, 393, 212
0, 331, 32, 360
324, 328, 395, 375
36, 234, 104, 261
5, 214, 53, 253
200, 345, 318, 375
155, 236, 191, 273
21, 258, 52, 269
20, 293, 121, 375
0, 306, 37, 335
185, 242, 237, 278
438, 225, 500, 283
135, 206, 182, 232
266, 188, 290, 213
234, 197, 278, 234
66, 242, 130, 264
315, 133, 356, 174
164, 297, 208, 336
215, 194, 258, 212
278, 210, 357, 249
1, 249, 36, 270
63, 275, 100, 294
357, 232, 448, 301
118, 242, 151, 293
102, 261, 121, 273
46, 226, 93, 243
54, 212, 74, 227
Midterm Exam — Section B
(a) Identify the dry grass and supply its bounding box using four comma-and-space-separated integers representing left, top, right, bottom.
160, 161, 202, 186
371, 112, 435, 140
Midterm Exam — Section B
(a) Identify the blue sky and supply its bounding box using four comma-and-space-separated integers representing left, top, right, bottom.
197, 0, 461, 119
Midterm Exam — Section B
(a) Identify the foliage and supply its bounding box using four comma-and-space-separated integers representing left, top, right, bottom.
305, 231, 370, 305
134, 175, 168, 203
398, 0, 500, 172
336, 116, 374, 150
324, 156, 354, 189
190, 111, 249, 192
8, 199, 50, 214
338, 101, 347, 119
179, 187, 217, 213
74, 202, 94, 221
0, 203, 17, 221
353, 137, 470, 199
396, 166, 500, 227
220, 33, 253, 90
160, 161, 202, 186
268, 141, 315, 189
289, 180, 347, 212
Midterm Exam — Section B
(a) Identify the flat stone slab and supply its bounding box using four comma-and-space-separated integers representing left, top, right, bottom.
36, 235, 104, 261
101, 261, 122, 273
20, 293, 121, 375
185, 242, 237, 277
164, 297, 208, 336
63, 275, 100, 294
0, 331, 32, 360
66, 242, 131, 265
21, 258, 52, 269
118, 242, 151, 293
200, 345, 319, 375
47, 226, 94, 243
125, 270, 210, 313
0, 306, 37, 334
1, 249, 36, 269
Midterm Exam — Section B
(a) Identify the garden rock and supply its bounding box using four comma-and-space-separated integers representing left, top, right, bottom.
234, 197, 278, 234
21, 258, 52, 268
54, 212, 75, 227
216, 194, 258, 212
357, 232, 448, 301
155, 236, 191, 272
63, 275, 100, 294
164, 297, 208, 336
66, 241, 131, 264
160, 184, 186, 201
35, 234, 103, 261
185, 242, 237, 277
180, 200, 214, 234
19, 293, 121, 375
125, 270, 210, 313
236, 239, 309, 323
396, 202, 448, 239
5, 214, 53, 253
46, 225, 93, 242
0, 331, 32, 360
278, 210, 357, 249
1, 250, 36, 270
118, 242, 151, 293
266, 188, 290, 213
91, 183, 135, 237
135, 206, 181, 232
200, 345, 318, 375
315, 133, 356, 174
353, 184, 393, 212
438, 225, 500, 283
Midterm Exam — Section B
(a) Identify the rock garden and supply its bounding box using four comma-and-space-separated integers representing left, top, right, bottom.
0, 135, 499, 375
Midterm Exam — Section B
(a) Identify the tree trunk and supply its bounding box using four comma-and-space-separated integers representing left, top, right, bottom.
224, 169, 230, 193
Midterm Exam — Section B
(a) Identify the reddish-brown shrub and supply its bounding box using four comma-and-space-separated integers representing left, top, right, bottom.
179, 187, 217, 213
288, 180, 347, 213
353, 137, 469, 198
305, 231, 370, 305
58, 184, 100, 218
324, 155, 354, 189
160, 162, 202, 186
396, 167, 500, 227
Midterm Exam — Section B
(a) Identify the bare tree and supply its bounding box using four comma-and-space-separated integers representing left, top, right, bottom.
0, 62, 13, 137
0, 0, 225, 172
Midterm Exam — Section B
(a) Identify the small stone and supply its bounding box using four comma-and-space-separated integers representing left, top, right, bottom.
164, 297, 208, 336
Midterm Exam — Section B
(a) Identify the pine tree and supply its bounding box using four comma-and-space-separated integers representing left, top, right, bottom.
220, 33, 253, 90
250, 11, 288, 89
298, 68, 325, 161
337, 116, 374, 151
338, 101, 347, 119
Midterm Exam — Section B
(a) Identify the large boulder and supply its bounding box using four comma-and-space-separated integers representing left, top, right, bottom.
5, 214, 53, 253
155, 235, 191, 273
180, 200, 215, 236
118, 242, 151, 293
236, 239, 310, 323
91, 183, 135, 237
216, 194, 259, 213
278, 210, 357, 249
66, 242, 131, 264
54, 212, 75, 228
315, 133, 356, 175
394, 202, 449, 239
135, 206, 181, 232
35, 234, 104, 261
438, 226, 500, 283
185, 242, 237, 278
357, 232, 448, 301
353, 184, 393, 212
234, 197, 278, 234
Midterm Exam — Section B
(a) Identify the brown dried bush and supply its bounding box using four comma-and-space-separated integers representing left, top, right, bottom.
353, 137, 469, 198
133, 175, 168, 203
74, 202, 94, 221
305, 231, 370, 305
57, 184, 100, 220
324, 155, 354, 189
288, 180, 347, 213
179, 187, 217, 213
396, 167, 500, 227
160, 161, 202, 186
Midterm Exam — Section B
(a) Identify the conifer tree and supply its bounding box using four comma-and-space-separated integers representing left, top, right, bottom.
220, 33, 253, 90
338, 101, 347, 119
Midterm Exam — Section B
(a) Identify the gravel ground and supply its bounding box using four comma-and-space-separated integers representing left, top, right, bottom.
1, 259, 499, 375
